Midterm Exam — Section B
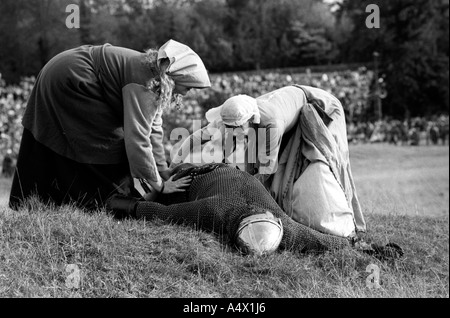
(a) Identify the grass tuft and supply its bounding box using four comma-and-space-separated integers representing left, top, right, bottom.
1, 201, 447, 298
0, 144, 448, 298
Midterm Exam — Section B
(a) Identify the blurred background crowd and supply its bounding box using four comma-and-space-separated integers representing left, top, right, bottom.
1, 0, 449, 176
347, 116, 449, 146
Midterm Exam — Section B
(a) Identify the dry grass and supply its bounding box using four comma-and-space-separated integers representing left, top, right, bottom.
0, 205, 447, 298
0, 144, 448, 298
350, 144, 449, 218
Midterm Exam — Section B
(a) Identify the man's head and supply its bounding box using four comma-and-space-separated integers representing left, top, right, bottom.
170, 163, 196, 176
169, 163, 228, 181
235, 211, 283, 256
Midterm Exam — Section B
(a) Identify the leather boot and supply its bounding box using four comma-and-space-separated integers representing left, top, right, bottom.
105, 194, 142, 219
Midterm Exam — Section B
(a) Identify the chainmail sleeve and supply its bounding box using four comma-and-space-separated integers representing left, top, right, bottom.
135, 165, 351, 253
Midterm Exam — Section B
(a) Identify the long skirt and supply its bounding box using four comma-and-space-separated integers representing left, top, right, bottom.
9, 128, 140, 211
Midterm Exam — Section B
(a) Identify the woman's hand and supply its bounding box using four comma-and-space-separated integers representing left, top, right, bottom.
161, 175, 192, 194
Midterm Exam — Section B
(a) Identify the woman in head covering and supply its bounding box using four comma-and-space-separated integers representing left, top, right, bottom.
9, 39, 211, 211
172, 86, 305, 182
172, 85, 366, 238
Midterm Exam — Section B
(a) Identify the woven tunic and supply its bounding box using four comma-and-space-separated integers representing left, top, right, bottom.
136, 164, 351, 253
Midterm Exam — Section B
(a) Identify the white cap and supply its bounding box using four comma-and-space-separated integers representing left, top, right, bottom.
205, 95, 260, 126
235, 211, 283, 256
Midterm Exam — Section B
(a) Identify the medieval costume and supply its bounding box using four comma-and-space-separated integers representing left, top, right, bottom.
9, 40, 211, 211
172, 85, 366, 238
107, 163, 403, 258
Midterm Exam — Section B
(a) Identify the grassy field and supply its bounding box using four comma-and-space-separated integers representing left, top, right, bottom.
0, 143, 448, 298
350, 144, 449, 218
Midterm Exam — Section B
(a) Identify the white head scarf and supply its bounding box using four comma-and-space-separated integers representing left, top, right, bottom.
205, 95, 261, 126
157, 39, 211, 88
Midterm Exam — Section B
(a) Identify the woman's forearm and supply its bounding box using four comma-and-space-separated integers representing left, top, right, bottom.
147, 179, 164, 193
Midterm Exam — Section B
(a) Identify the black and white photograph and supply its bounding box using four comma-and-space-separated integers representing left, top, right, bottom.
0, 0, 448, 301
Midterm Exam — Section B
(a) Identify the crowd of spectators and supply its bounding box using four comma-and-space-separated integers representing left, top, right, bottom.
1, 70, 448, 178
347, 115, 449, 146
162, 67, 374, 150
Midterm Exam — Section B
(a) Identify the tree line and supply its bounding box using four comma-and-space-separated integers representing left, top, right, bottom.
0, 0, 448, 118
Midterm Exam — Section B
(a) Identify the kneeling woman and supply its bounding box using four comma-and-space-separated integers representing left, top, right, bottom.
9, 40, 210, 211
173, 85, 366, 238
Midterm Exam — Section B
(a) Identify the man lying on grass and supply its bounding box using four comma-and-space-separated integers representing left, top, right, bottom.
106, 163, 403, 259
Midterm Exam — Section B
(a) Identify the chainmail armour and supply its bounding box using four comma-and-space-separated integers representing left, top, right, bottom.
135, 164, 350, 253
